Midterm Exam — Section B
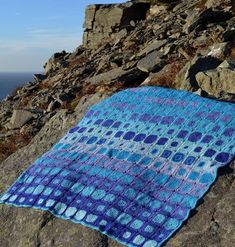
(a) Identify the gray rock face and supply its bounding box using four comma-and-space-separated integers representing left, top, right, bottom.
137, 39, 167, 57
183, 8, 232, 34
196, 63, 235, 100
33, 74, 47, 83
86, 67, 147, 86
137, 50, 164, 72
175, 55, 222, 91
5, 110, 35, 130
44, 51, 68, 74
83, 2, 150, 49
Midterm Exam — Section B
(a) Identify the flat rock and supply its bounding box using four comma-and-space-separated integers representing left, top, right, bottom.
86, 67, 147, 85
5, 110, 35, 130
86, 68, 128, 85
137, 39, 167, 57
137, 50, 164, 72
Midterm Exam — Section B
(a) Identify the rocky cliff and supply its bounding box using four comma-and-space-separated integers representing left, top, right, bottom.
0, 0, 234, 246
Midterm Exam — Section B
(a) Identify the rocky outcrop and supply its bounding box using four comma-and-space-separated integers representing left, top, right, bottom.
44, 51, 69, 75
83, 1, 150, 49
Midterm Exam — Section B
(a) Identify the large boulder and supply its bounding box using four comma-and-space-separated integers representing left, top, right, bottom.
196, 61, 235, 100
5, 110, 35, 130
175, 55, 222, 91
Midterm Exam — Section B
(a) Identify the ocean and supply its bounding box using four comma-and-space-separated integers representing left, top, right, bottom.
0, 72, 36, 101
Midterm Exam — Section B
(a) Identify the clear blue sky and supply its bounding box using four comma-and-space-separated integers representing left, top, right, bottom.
0, 0, 125, 72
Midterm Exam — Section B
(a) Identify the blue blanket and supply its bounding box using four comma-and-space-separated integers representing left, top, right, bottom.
1, 86, 234, 247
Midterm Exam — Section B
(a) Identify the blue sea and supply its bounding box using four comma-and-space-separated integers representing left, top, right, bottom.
0, 72, 36, 101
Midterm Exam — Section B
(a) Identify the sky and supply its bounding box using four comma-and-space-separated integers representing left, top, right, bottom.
0, 0, 125, 72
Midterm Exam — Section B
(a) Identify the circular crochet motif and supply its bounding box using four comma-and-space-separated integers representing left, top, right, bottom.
1, 86, 234, 247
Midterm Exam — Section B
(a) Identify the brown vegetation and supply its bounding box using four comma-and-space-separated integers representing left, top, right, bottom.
232, 0, 235, 16
0, 132, 31, 162
147, 60, 185, 88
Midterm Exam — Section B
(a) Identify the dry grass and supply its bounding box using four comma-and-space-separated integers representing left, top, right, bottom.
196, 0, 229, 9
195, 0, 207, 10
68, 56, 87, 69
38, 81, 51, 90
0, 132, 31, 162
232, 0, 235, 16
11, 85, 23, 97
231, 45, 235, 58
147, 60, 185, 88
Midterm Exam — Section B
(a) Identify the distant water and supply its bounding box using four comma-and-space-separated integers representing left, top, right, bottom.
0, 72, 36, 101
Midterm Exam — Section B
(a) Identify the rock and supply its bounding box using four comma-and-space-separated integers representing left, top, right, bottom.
47, 100, 62, 112
83, 2, 150, 49
175, 55, 222, 91
205, 0, 225, 8
57, 92, 75, 102
183, 8, 232, 34
214, 180, 235, 246
141, 61, 183, 88
223, 29, 235, 42
137, 50, 164, 72
166, 162, 235, 247
207, 42, 229, 59
86, 67, 147, 86
149, 4, 168, 17
114, 28, 128, 43
194, 88, 203, 96
33, 74, 47, 82
178, 47, 191, 60
5, 110, 35, 130
87, 68, 127, 85
223, 17, 235, 41
137, 39, 167, 57
0, 93, 109, 247
191, 31, 210, 48
109, 52, 124, 67
44, 51, 68, 74
196, 62, 235, 100
118, 68, 148, 85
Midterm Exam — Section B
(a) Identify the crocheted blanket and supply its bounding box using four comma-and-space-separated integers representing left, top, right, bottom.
1, 87, 234, 247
